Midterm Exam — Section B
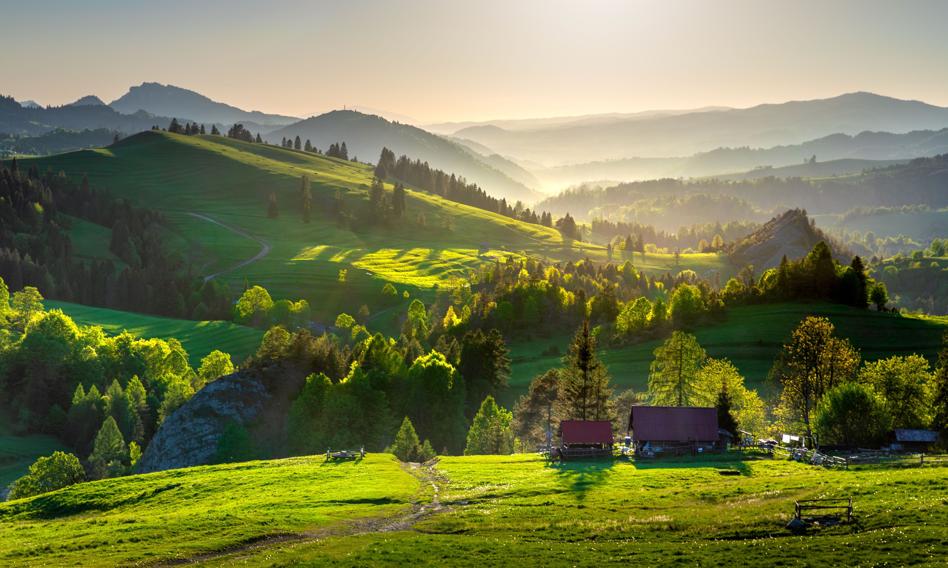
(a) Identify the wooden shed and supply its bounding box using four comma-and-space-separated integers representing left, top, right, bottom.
890, 429, 939, 452
628, 406, 720, 456
555, 420, 614, 460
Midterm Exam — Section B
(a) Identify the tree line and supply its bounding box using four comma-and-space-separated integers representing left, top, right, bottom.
374, 148, 566, 234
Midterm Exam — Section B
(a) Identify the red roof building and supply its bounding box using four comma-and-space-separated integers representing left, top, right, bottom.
559, 420, 614, 446
628, 406, 719, 444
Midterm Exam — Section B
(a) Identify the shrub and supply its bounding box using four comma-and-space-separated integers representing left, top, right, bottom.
8, 451, 85, 500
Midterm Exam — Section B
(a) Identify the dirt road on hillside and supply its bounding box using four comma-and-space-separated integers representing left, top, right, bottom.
187, 213, 271, 282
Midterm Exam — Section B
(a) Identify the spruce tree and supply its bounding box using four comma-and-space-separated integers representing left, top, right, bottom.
562, 320, 612, 421
716, 384, 739, 438
932, 332, 948, 435
267, 192, 279, 219
294, 135, 301, 150
390, 416, 423, 461
648, 331, 708, 407
88, 416, 127, 479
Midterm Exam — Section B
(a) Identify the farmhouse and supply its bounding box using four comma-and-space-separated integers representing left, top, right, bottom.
889, 428, 939, 452
628, 406, 720, 456
556, 420, 614, 460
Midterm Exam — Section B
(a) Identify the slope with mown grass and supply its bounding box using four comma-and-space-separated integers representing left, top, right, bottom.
23, 132, 606, 320
4, 452, 945, 566
0, 454, 418, 566
507, 302, 948, 404
44, 300, 263, 364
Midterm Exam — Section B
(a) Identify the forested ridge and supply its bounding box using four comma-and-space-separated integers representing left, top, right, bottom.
0, 160, 232, 319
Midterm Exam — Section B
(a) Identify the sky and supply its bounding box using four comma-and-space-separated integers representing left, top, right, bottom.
4, 0, 948, 123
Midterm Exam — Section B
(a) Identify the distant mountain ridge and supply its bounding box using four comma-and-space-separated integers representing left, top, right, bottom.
110, 82, 299, 128
534, 126, 948, 188
457, 92, 948, 165
267, 110, 540, 203
68, 95, 106, 107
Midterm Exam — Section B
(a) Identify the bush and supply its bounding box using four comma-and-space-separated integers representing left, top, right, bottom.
814, 382, 891, 448
8, 451, 85, 500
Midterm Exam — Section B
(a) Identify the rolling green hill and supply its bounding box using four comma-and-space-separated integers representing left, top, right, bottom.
23, 132, 731, 320
1, 453, 945, 566
43, 300, 263, 364
507, 302, 948, 404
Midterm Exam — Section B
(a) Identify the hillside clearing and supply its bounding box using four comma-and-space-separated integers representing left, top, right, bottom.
44, 300, 263, 364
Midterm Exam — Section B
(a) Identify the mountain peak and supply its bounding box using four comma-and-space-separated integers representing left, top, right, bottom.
69, 95, 106, 107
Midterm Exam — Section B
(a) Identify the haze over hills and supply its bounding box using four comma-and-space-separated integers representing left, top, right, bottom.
0, 94, 166, 136
457, 92, 948, 165
425, 106, 732, 135
533, 126, 948, 189
267, 110, 541, 203
110, 82, 299, 128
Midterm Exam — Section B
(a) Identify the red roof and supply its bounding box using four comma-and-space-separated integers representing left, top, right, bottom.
560, 420, 614, 445
629, 406, 719, 442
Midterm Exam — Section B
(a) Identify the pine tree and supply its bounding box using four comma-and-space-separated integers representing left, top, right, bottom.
304, 139, 312, 152
267, 192, 279, 219
294, 135, 301, 150
88, 416, 127, 479
340, 142, 349, 160
932, 332, 948, 435
562, 320, 612, 420
300, 175, 312, 223
200, 124, 206, 135
211, 125, 220, 135
716, 383, 739, 438
392, 183, 406, 218
389, 416, 423, 461
464, 395, 514, 455
255, 133, 262, 143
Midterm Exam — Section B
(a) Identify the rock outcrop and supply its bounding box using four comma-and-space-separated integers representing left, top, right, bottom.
728, 209, 847, 270
138, 372, 269, 473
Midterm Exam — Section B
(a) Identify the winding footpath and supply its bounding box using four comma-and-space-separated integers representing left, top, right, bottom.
186, 213, 272, 282
158, 460, 449, 566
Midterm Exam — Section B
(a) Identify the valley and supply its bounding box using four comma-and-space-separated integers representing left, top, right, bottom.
2, 4, 947, 565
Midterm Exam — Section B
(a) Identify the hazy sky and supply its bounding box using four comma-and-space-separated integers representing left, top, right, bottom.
4, 0, 948, 122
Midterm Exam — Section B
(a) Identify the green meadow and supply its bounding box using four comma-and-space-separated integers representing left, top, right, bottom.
507, 302, 948, 404
0, 454, 418, 566
24, 133, 728, 321
3, 452, 945, 566
44, 300, 263, 364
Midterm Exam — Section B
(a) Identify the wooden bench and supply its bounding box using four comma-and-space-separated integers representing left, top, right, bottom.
795, 497, 853, 523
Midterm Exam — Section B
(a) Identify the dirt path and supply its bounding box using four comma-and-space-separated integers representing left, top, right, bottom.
156, 460, 448, 566
186, 212, 271, 282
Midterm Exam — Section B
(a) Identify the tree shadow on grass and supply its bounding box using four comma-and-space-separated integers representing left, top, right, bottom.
546, 458, 616, 502
630, 453, 756, 476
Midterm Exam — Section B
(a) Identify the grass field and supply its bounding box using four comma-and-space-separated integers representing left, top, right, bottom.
44, 300, 263, 364
0, 454, 418, 566
23, 133, 728, 320
506, 302, 948, 405
0, 431, 66, 491
3, 452, 945, 566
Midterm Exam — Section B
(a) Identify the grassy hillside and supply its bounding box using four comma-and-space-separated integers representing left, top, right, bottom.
44, 300, 263, 364
0, 454, 418, 566
24, 132, 605, 319
507, 302, 948, 404
3, 453, 945, 566
0, 431, 66, 490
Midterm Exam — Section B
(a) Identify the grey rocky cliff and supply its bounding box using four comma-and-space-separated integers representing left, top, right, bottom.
138, 372, 269, 473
